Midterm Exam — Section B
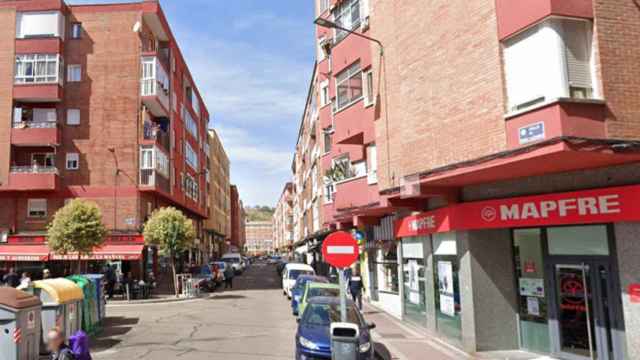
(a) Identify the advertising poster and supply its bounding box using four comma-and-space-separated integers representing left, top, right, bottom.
408, 260, 420, 304
519, 278, 545, 297
527, 297, 540, 316
437, 261, 455, 317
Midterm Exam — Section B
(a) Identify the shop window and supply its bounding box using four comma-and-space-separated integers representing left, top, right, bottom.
513, 228, 550, 353
547, 225, 609, 256
375, 246, 399, 294
432, 232, 462, 341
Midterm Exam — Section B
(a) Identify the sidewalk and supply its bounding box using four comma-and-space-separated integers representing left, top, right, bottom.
363, 303, 555, 360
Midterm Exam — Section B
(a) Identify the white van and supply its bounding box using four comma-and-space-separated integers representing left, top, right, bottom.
221, 253, 244, 274
282, 263, 315, 298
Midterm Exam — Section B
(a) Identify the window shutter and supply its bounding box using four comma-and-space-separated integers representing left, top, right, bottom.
563, 20, 592, 92
503, 25, 545, 110
33, 108, 55, 123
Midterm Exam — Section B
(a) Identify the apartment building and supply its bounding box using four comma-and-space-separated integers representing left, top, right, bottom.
354, 0, 640, 358
245, 221, 273, 256
204, 129, 230, 260
272, 182, 293, 253
0, 0, 210, 277
228, 184, 246, 253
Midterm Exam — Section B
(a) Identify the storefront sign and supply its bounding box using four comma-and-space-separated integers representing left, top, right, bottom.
519, 278, 544, 297
396, 184, 640, 237
630, 284, 640, 303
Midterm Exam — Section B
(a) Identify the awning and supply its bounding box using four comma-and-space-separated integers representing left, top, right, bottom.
0, 245, 49, 261
50, 244, 144, 261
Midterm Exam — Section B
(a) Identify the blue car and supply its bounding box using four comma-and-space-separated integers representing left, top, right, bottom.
291, 275, 328, 316
295, 296, 375, 360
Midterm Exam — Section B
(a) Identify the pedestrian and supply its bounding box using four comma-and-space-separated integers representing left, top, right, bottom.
224, 264, 234, 289
47, 327, 76, 360
104, 265, 116, 299
349, 269, 364, 310
43, 268, 52, 279
3, 267, 20, 288
17, 272, 32, 290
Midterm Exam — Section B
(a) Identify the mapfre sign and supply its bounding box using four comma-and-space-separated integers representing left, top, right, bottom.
396, 184, 640, 237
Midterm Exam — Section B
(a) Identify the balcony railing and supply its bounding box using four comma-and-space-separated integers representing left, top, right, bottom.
140, 169, 170, 193
143, 122, 170, 150
12, 121, 57, 129
10, 166, 58, 174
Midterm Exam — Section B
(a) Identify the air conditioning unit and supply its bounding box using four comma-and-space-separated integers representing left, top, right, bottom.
361, 16, 370, 32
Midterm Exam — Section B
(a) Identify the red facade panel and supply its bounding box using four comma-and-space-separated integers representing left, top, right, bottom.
334, 176, 379, 211
11, 127, 61, 146
5, 172, 59, 191
13, 84, 63, 102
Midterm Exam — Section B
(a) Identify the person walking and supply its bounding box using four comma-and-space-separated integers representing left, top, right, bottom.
3, 268, 20, 288
17, 272, 32, 290
47, 327, 76, 360
349, 269, 364, 310
224, 264, 234, 289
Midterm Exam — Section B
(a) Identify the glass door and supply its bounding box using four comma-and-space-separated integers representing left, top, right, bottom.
402, 237, 427, 326
550, 261, 621, 360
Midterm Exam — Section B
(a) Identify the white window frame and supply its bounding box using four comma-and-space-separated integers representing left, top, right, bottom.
367, 144, 378, 184
334, 0, 361, 42
363, 69, 375, 107
70, 22, 82, 39
66, 153, 79, 170
335, 62, 363, 112
319, 0, 330, 14
27, 199, 47, 218
183, 106, 199, 139
66, 108, 80, 125
15, 54, 62, 84
320, 80, 330, 107
16, 11, 64, 39
185, 142, 198, 170
67, 64, 82, 82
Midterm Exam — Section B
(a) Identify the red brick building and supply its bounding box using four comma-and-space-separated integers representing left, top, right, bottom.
0, 0, 210, 278
228, 184, 245, 253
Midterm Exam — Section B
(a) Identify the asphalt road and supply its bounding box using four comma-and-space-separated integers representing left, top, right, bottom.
93, 263, 297, 360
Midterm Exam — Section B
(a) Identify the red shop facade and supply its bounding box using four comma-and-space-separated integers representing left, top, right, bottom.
393, 183, 639, 359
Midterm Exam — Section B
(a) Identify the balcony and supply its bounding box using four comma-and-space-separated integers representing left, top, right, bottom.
0, 166, 59, 191
13, 54, 64, 102
496, 0, 593, 40
334, 175, 380, 211
333, 99, 376, 145
505, 98, 606, 149
141, 56, 170, 117
142, 121, 170, 151
139, 169, 170, 194
11, 121, 60, 146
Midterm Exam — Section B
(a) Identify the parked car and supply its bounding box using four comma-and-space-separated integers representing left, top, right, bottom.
282, 263, 315, 298
297, 282, 341, 318
221, 253, 244, 274
268, 255, 282, 265
295, 296, 375, 360
291, 275, 329, 316
192, 265, 216, 292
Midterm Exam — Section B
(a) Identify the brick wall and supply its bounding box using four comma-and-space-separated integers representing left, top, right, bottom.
0, 9, 15, 188
370, 0, 507, 191
594, 0, 640, 139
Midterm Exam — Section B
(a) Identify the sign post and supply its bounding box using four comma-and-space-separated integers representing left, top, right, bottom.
322, 231, 360, 324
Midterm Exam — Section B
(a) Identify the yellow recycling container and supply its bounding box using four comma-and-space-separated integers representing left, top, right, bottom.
33, 278, 84, 354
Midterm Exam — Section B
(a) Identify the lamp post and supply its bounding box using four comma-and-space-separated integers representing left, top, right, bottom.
107, 147, 120, 232
313, 17, 383, 55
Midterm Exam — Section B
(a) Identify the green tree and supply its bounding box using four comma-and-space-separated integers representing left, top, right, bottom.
143, 207, 195, 296
47, 199, 107, 273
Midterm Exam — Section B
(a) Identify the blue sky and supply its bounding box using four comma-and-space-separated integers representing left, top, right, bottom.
67, 0, 316, 206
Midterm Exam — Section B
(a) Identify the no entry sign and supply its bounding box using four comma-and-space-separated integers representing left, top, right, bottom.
322, 231, 359, 268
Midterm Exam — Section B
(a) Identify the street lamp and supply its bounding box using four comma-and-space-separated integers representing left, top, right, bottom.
313, 17, 383, 55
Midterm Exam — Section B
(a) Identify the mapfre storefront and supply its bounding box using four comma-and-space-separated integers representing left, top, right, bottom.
395, 184, 640, 359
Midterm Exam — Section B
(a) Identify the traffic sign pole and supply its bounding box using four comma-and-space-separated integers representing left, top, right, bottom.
339, 268, 347, 323
322, 231, 360, 326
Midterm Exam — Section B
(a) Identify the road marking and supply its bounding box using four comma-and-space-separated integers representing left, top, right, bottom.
327, 245, 355, 254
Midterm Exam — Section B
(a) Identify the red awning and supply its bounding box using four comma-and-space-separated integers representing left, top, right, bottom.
0, 245, 50, 261
50, 244, 144, 261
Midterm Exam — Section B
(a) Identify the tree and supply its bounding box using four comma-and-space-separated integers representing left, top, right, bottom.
143, 207, 195, 296
48, 199, 107, 273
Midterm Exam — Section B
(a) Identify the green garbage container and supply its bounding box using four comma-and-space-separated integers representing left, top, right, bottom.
67, 275, 98, 334
0, 288, 42, 360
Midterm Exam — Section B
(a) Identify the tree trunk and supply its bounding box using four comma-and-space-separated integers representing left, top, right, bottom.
170, 253, 178, 298
77, 254, 82, 274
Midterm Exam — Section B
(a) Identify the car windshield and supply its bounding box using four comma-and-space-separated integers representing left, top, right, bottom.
308, 287, 340, 299
301, 303, 361, 327
289, 270, 313, 279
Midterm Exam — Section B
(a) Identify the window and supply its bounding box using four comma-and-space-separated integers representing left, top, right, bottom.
335, 62, 363, 111
363, 70, 375, 106
503, 18, 596, 112
319, 0, 330, 14
183, 106, 199, 139
16, 11, 64, 39
32, 153, 55, 167
66, 153, 79, 170
367, 144, 377, 184
184, 174, 199, 201
323, 128, 332, 153
334, 0, 360, 42
27, 199, 47, 218
140, 146, 154, 169
70, 23, 82, 39
15, 54, 62, 84
375, 246, 399, 294
320, 81, 330, 107
66, 109, 80, 125
185, 142, 198, 170
155, 149, 169, 178
67, 64, 81, 82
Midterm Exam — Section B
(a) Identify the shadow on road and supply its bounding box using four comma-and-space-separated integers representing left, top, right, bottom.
374, 342, 393, 360
92, 316, 139, 352
221, 264, 285, 292
208, 294, 247, 300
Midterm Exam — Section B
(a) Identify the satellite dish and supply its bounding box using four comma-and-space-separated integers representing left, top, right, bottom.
132, 21, 141, 33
